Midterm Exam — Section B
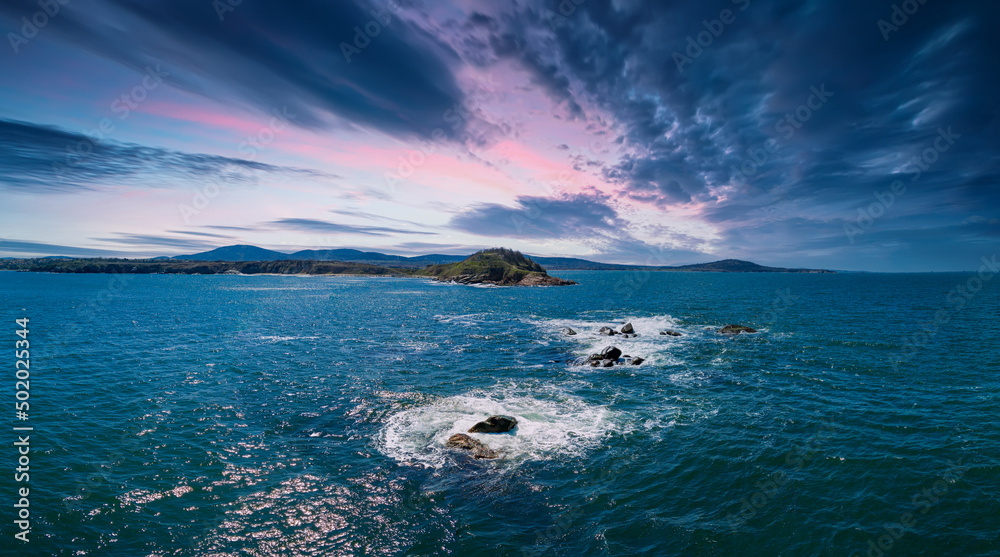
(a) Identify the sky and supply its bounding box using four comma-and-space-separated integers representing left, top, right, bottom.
0, 0, 997, 271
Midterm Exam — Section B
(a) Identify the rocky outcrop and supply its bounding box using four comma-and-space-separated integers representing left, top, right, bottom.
517, 273, 576, 286
621, 322, 634, 334
447, 433, 498, 459
419, 248, 576, 286
468, 415, 518, 433
718, 324, 757, 335
660, 330, 682, 337
583, 345, 643, 367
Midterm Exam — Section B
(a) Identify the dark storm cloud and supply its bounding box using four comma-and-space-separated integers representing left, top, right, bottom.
458, 0, 1000, 267
0, 0, 468, 140
0, 119, 325, 191
268, 218, 432, 237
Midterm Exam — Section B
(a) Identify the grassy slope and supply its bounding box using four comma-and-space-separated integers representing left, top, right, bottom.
416, 248, 553, 284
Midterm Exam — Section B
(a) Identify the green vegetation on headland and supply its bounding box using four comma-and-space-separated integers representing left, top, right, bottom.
416, 248, 576, 286
0, 249, 578, 286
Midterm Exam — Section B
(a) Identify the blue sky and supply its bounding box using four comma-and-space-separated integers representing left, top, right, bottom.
0, 0, 997, 271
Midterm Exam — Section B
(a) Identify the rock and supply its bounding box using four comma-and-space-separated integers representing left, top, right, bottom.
517, 273, 577, 286
562, 327, 577, 335
468, 415, 518, 433
620, 322, 634, 334
621, 333, 637, 338
599, 346, 623, 361
660, 330, 682, 337
447, 433, 498, 459
630, 357, 644, 365
598, 326, 617, 336
602, 359, 615, 367
718, 324, 757, 335
589, 360, 600, 367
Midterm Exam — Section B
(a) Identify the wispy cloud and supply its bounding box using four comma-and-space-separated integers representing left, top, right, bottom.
268, 218, 434, 237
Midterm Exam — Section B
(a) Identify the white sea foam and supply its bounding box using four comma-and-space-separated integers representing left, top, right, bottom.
525, 314, 690, 367
379, 390, 621, 468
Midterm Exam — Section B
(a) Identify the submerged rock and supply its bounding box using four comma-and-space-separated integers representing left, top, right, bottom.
630, 357, 644, 365
447, 433, 498, 459
468, 415, 518, 433
562, 327, 577, 335
660, 330, 682, 337
602, 359, 615, 367
620, 322, 634, 334
718, 324, 757, 335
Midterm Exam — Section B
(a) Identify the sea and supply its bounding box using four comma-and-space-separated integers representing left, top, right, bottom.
0, 270, 997, 556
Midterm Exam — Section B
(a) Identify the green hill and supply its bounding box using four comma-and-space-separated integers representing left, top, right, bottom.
417, 248, 576, 286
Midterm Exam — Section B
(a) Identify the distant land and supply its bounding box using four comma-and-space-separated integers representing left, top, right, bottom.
0, 244, 835, 274
173, 245, 834, 272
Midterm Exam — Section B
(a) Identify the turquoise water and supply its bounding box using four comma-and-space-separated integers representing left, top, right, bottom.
1, 270, 998, 556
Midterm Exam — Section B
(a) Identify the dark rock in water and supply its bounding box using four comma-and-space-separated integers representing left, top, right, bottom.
447, 433, 498, 459
718, 324, 757, 335
562, 327, 577, 336
620, 322, 634, 334
587, 353, 602, 361
598, 326, 617, 336
600, 346, 623, 361
630, 357, 645, 365
621, 333, 637, 338
602, 359, 615, 367
660, 330, 682, 337
468, 415, 518, 433
589, 360, 600, 367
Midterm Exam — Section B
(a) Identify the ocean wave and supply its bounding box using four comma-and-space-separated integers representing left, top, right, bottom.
379, 389, 622, 469
524, 314, 689, 367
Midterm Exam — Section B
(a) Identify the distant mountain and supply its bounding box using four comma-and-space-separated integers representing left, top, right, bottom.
173, 245, 288, 261
167, 245, 833, 272
671, 259, 828, 273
